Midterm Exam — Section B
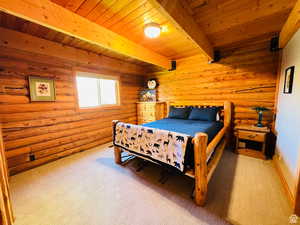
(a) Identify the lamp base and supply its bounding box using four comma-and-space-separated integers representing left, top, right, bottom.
256, 123, 264, 127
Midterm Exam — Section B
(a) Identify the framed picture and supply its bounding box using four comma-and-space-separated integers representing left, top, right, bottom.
139, 89, 156, 102
284, 66, 295, 94
29, 76, 56, 101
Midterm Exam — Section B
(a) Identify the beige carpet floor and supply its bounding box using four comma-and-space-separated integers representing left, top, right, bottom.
9, 143, 294, 225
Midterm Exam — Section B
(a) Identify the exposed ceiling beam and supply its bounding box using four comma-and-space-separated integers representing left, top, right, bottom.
148, 0, 214, 61
0, 0, 171, 69
279, 0, 300, 48
0, 27, 146, 76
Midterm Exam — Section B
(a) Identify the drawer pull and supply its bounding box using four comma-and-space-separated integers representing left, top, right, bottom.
247, 134, 257, 138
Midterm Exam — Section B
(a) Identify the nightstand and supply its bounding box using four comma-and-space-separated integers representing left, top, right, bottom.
235, 125, 270, 159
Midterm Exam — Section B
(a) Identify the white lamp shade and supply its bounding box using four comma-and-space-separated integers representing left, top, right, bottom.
144, 23, 161, 38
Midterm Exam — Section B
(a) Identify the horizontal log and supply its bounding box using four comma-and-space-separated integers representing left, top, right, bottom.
4, 111, 139, 149
2, 106, 136, 129
5, 115, 137, 154
0, 95, 75, 104
0, 110, 76, 123
34, 133, 112, 160
3, 112, 136, 141
5, 146, 31, 159
9, 137, 112, 175
6, 129, 113, 167
0, 102, 76, 113
4, 121, 112, 150
0, 100, 138, 123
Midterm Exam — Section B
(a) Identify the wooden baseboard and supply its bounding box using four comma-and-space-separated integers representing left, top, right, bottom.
273, 155, 295, 207
237, 149, 266, 159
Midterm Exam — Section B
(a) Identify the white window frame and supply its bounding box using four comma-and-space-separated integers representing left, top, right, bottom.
75, 71, 120, 110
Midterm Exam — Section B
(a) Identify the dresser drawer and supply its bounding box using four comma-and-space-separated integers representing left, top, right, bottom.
137, 102, 165, 124
145, 105, 155, 111
145, 111, 155, 117
139, 115, 155, 121
138, 119, 154, 124
137, 104, 155, 112
238, 130, 265, 142
138, 111, 155, 118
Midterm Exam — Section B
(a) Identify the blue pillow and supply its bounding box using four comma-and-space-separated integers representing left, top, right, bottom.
168, 106, 191, 119
188, 107, 219, 121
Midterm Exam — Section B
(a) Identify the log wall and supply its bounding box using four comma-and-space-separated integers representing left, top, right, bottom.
0, 44, 144, 175
148, 40, 279, 128
0, 29, 279, 175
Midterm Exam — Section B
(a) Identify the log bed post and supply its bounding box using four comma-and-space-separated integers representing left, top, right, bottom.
193, 132, 208, 206
165, 101, 170, 118
223, 101, 232, 145
112, 120, 122, 164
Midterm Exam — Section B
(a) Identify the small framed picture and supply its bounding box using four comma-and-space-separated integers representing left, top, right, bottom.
283, 66, 295, 94
29, 76, 56, 101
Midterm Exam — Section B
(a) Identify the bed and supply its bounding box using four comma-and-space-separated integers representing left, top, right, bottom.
112, 101, 232, 206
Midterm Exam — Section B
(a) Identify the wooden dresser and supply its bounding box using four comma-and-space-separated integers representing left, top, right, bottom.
136, 102, 166, 124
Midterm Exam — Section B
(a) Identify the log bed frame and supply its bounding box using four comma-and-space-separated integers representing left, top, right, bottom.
112, 101, 232, 206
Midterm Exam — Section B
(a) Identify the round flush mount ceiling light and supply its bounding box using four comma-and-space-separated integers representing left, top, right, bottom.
144, 22, 161, 38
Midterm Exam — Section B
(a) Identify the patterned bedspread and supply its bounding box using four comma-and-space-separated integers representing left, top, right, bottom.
113, 122, 190, 172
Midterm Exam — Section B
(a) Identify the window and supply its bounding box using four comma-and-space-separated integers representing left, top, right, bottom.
76, 72, 120, 109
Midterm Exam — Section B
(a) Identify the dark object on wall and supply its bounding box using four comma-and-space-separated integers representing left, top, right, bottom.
209, 50, 221, 63
169, 60, 176, 71
29, 76, 56, 101
284, 66, 295, 94
270, 36, 280, 52
29, 153, 35, 161
214, 50, 221, 62
252, 106, 270, 127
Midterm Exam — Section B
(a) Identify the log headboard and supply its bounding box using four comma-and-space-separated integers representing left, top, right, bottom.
166, 101, 232, 128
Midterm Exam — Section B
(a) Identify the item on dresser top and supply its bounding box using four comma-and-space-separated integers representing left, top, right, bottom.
139, 89, 156, 102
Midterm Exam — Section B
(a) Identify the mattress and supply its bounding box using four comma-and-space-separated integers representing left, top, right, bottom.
142, 118, 224, 170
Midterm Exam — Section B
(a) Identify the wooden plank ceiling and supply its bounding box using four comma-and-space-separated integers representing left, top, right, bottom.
189, 0, 297, 47
0, 0, 297, 65
50, 0, 296, 53
50, 0, 202, 59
